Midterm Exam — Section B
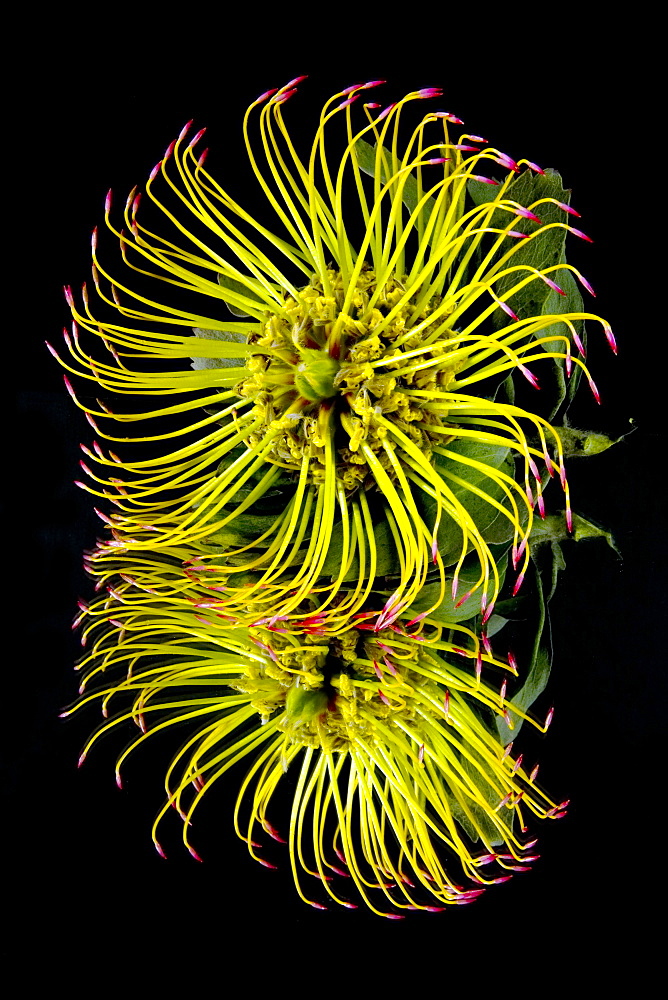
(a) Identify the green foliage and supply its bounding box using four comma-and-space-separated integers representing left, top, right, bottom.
191, 327, 250, 370
495, 549, 549, 746
468, 169, 572, 325
319, 517, 399, 580
451, 749, 515, 845
217, 272, 266, 317
529, 512, 619, 558
417, 439, 516, 567
555, 421, 627, 458
468, 170, 588, 418
285, 685, 328, 722
496, 645, 552, 747
495, 509, 619, 745
407, 552, 508, 624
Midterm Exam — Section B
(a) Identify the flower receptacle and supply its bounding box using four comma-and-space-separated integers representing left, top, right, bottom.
284, 684, 329, 723
294, 349, 341, 402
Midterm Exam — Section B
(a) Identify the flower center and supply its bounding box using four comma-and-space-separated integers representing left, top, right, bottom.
230, 625, 436, 752
236, 266, 459, 492
294, 350, 341, 403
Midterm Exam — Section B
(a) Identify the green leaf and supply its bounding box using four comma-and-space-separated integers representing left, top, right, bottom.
495, 646, 552, 746
415, 439, 516, 567
484, 614, 510, 639
191, 327, 249, 370
571, 514, 620, 554
353, 137, 377, 178
444, 791, 479, 842
354, 138, 440, 242
537, 256, 585, 418
319, 518, 401, 581
467, 176, 502, 206
451, 750, 514, 846
466, 169, 572, 328
406, 551, 508, 624
217, 272, 266, 318
206, 511, 279, 542
496, 555, 550, 746
495, 373, 516, 406
540, 260, 583, 352
529, 512, 620, 557
554, 421, 628, 458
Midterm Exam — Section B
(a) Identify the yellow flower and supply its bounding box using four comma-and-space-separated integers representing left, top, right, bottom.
63, 600, 564, 917
51, 77, 613, 634
54, 79, 615, 916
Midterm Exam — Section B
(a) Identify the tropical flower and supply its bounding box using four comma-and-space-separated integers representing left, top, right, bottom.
52, 76, 614, 635
53, 77, 613, 916
63, 595, 564, 916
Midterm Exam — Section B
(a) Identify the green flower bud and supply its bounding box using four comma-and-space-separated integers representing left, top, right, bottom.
294, 348, 340, 402
285, 684, 329, 722
555, 424, 618, 457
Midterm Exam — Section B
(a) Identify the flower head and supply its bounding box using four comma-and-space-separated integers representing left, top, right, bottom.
64, 593, 561, 916
55, 78, 611, 634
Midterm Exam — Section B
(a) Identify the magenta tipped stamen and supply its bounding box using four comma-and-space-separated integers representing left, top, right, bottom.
520, 365, 540, 389
569, 226, 593, 243
500, 301, 519, 321
493, 152, 519, 172
588, 377, 601, 403
513, 207, 541, 223
281, 75, 308, 91
542, 275, 565, 295
603, 324, 618, 354
378, 103, 397, 120
572, 330, 586, 356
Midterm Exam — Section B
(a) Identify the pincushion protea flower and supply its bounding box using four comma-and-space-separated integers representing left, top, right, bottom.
54, 76, 614, 916
53, 76, 613, 634
62, 600, 564, 916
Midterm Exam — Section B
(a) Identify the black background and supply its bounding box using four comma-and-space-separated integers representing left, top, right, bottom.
8, 18, 663, 977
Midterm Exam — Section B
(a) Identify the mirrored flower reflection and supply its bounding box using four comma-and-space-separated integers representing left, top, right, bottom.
63, 600, 564, 917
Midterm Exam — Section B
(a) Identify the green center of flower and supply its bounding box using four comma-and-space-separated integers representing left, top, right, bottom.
230, 625, 435, 752
236, 266, 459, 492
293, 349, 340, 403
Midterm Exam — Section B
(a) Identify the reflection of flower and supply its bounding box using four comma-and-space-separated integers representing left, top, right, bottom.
63, 604, 564, 916
54, 78, 612, 915
53, 77, 612, 633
